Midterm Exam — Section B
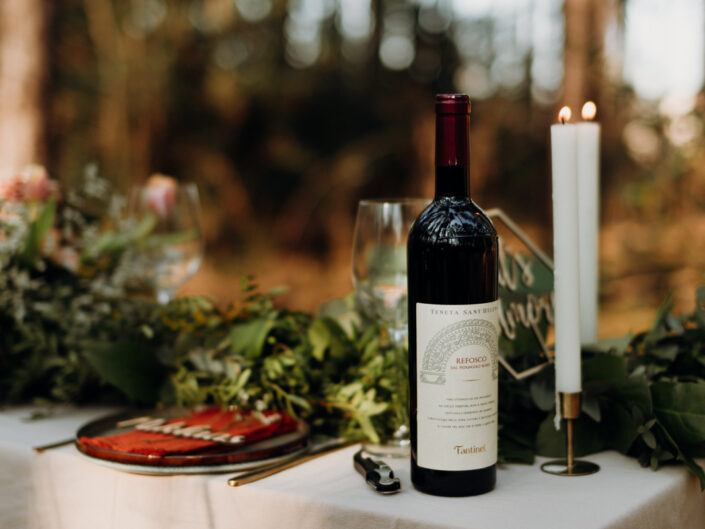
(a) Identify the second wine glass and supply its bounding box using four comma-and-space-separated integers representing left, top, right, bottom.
128, 177, 204, 304
352, 198, 430, 455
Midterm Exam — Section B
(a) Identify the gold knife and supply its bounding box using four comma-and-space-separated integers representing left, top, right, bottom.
227, 439, 355, 487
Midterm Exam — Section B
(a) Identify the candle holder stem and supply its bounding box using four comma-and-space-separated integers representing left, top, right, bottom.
566, 417, 574, 471
540, 392, 600, 476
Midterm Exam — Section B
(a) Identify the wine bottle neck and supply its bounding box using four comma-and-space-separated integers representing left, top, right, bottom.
435, 112, 470, 199
435, 166, 469, 198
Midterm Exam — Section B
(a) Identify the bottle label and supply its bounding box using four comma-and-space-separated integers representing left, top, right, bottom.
416, 300, 499, 471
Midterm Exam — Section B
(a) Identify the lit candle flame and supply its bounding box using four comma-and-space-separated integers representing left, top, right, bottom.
558, 106, 572, 124
581, 101, 597, 121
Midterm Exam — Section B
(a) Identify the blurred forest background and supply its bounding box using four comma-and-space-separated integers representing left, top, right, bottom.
1, 0, 704, 337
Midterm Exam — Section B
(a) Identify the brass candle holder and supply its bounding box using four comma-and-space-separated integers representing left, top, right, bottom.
540, 392, 600, 476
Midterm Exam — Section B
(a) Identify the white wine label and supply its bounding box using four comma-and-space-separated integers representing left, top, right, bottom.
416, 300, 499, 471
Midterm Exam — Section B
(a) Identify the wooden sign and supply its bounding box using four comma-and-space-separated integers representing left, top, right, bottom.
487, 209, 555, 380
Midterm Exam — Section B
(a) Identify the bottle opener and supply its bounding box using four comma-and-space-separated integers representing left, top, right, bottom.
353, 450, 401, 494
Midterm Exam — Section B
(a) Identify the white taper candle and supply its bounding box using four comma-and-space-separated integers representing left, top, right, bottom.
576, 102, 600, 345
551, 107, 582, 394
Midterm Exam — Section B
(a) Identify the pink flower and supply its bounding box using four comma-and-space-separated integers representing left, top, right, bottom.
0, 165, 59, 203
0, 174, 25, 202
144, 174, 177, 217
21, 165, 58, 202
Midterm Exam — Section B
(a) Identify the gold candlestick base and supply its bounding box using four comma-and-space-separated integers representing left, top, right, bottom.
540, 392, 600, 477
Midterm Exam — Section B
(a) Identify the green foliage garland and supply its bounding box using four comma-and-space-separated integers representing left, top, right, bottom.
2, 169, 705, 489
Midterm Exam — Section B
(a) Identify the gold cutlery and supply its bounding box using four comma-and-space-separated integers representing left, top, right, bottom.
227, 439, 355, 487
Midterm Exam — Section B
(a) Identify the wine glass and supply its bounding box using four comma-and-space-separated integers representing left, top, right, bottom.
128, 180, 204, 304
352, 198, 430, 455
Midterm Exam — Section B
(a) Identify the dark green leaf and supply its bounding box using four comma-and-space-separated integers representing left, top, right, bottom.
82, 340, 164, 404
652, 381, 705, 447
529, 376, 555, 411
583, 354, 627, 385
581, 394, 601, 422
650, 344, 679, 361
583, 333, 632, 356
619, 375, 653, 416
641, 429, 657, 449
652, 296, 674, 330
655, 418, 705, 490
600, 399, 640, 453
535, 414, 605, 457
498, 436, 535, 464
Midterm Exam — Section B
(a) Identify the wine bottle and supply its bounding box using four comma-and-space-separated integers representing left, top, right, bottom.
407, 94, 499, 496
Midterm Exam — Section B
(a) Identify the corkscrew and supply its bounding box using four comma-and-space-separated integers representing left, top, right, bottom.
353, 450, 401, 494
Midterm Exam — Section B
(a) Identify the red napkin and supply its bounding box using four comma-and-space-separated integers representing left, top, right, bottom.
80, 407, 297, 457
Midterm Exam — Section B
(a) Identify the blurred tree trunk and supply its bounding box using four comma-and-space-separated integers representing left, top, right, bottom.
563, 0, 609, 113
590, 0, 609, 105
563, 0, 590, 112
0, 0, 48, 173
83, 0, 132, 190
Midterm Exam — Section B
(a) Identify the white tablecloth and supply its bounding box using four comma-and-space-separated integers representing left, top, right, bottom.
1, 406, 704, 529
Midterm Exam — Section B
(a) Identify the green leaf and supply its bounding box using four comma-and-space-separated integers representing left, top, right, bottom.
581, 394, 601, 422
316, 295, 360, 337
529, 376, 555, 411
650, 344, 679, 361
582, 354, 628, 385
498, 437, 535, 464
82, 340, 164, 404
308, 319, 330, 362
652, 295, 674, 330
22, 198, 56, 264
229, 318, 273, 360
654, 418, 705, 490
694, 287, 705, 327
598, 376, 653, 454
619, 375, 654, 416
600, 398, 640, 453
641, 429, 657, 449
307, 318, 347, 362
652, 381, 705, 448
498, 424, 535, 464
583, 333, 632, 356
535, 414, 605, 457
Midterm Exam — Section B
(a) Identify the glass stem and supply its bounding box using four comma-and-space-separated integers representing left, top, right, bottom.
388, 327, 409, 439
